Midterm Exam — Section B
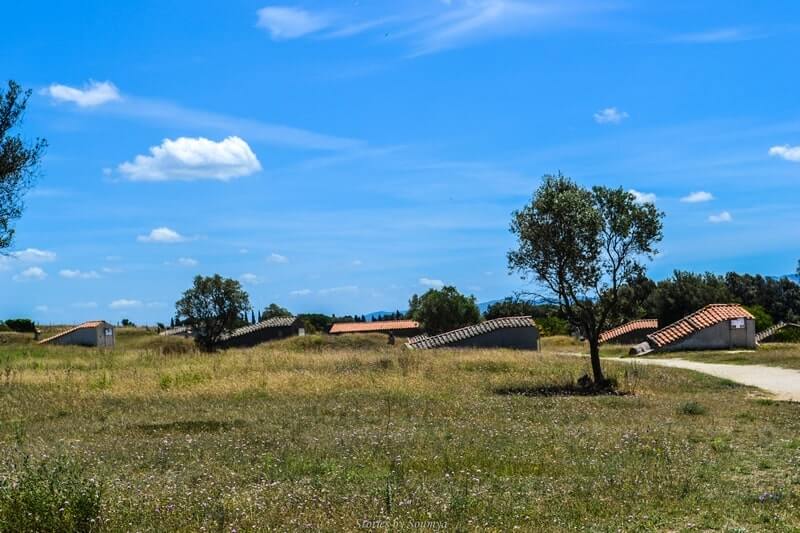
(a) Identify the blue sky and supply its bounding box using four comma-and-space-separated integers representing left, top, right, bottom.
1, 0, 799, 324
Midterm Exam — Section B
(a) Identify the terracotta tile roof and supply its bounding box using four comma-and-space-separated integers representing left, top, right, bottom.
406, 316, 536, 350
38, 321, 108, 345
160, 326, 192, 337
647, 304, 754, 348
220, 317, 300, 341
599, 319, 659, 343
329, 320, 420, 334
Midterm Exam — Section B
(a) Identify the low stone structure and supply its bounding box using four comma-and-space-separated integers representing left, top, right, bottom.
600, 319, 659, 345
630, 304, 756, 355
405, 316, 539, 350
218, 317, 303, 349
38, 321, 115, 347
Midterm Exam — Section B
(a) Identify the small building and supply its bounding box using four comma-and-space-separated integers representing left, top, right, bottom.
600, 319, 659, 345
631, 304, 756, 355
329, 320, 421, 336
406, 316, 540, 350
218, 317, 304, 349
38, 320, 115, 347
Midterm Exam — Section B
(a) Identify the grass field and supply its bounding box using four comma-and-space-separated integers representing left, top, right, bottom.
1, 332, 799, 531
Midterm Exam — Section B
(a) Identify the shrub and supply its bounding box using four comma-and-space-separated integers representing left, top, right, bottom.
678, 401, 707, 415
4, 319, 36, 333
0, 454, 102, 532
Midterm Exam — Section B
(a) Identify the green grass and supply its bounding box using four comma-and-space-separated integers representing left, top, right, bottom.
0, 336, 799, 530
652, 343, 800, 370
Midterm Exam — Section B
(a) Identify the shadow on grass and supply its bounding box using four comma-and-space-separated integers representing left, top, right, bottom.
493, 383, 630, 397
133, 419, 248, 433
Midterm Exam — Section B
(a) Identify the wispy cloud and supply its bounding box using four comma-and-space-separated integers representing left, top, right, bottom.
629, 189, 656, 204
708, 211, 733, 223
59, 269, 101, 279
13, 267, 47, 282
290, 288, 312, 296
254, 1, 617, 56
9, 248, 56, 263
318, 285, 358, 295
669, 27, 762, 44
240, 273, 264, 285
119, 136, 261, 182
43, 80, 121, 107
769, 144, 800, 162
109, 299, 142, 309
267, 253, 289, 264
419, 277, 445, 288
137, 227, 187, 244
681, 191, 714, 203
594, 107, 628, 125
177, 257, 198, 267
256, 6, 329, 40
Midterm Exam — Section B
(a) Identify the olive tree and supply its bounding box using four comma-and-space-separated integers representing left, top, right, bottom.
176, 274, 251, 351
1, 81, 47, 252
508, 174, 663, 388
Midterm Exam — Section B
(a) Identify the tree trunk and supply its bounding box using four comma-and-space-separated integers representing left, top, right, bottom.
588, 337, 607, 387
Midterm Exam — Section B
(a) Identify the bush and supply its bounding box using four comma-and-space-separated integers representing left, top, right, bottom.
4, 319, 36, 333
678, 401, 707, 416
536, 316, 571, 336
0, 454, 102, 532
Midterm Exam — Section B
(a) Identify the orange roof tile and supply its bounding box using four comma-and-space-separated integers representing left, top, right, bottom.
647, 304, 754, 348
329, 320, 420, 334
38, 321, 108, 345
599, 319, 659, 343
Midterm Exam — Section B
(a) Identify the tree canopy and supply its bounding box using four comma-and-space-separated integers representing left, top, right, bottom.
408, 286, 480, 335
262, 303, 292, 320
1, 81, 47, 252
508, 174, 664, 387
176, 274, 250, 351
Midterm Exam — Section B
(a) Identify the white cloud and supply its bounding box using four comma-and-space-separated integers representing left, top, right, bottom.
13, 266, 47, 281
290, 288, 312, 296
109, 299, 142, 309
681, 191, 714, 203
59, 269, 101, 279
119, 136, 261, 181
137, 227, 186, 243
708, 211, 733, 223
73, 301, 98, 309
318, 285, 358, 295
11, 248, 56, 263
594, 107, 629, 124
43, 80, 121, 107
769, 145, 800, 162
670, 27, 759, 44
267, 253, 289, 264
629, 189, 656, 204
352, 259, 363, 266
101, 266, 122, 274
240, 273, 263, 285
419, 277, 445, 288
256, 6, 329, 40
177, 257, 198, 267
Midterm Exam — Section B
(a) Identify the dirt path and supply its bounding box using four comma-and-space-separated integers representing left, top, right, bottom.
621, 357, 800, 402
556, 352, 800, 402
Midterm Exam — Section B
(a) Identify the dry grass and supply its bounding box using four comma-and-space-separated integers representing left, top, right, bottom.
0, 336, 798, 530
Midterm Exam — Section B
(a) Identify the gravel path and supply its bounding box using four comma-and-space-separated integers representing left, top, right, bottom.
556, 352, 800, 402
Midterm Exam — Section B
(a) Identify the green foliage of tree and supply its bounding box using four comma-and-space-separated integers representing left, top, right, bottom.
176, 274, 250, 351
4, 318, 35, 333
744, 305, 773, 333
536, 316, 572, 336
296, 313, 333, 334
483, 298, 541, 320
508, 174, 664, 387
262, 303, 292, 320
120, 318, 135, 327
408, 286, 481, 335
644, 271, 734, 327
0, 81, 47, 252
